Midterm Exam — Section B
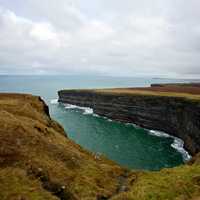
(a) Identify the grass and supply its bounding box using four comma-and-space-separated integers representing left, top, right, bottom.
60, 86, 200, 101
0, 93, 125, 200
0, 168, 58, 200
1, 93, 200, 199
94, 88, 200, 101
111, 163, 200, 200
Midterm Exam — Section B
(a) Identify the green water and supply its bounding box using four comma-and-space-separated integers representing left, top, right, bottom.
51, 103, 184, 170
0, 75, 191, 170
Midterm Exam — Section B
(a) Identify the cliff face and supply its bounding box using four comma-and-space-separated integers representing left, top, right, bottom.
1, 93, 200, 200
0, 94, 125, 200
58, 90, 200, 155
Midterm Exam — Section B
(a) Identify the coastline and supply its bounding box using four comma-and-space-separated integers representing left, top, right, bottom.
58, 83, 200, 156
51, 99, 191, 162
1, 93, 200, 199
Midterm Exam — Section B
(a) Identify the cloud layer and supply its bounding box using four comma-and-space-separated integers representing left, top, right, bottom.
0, 0, 200, 78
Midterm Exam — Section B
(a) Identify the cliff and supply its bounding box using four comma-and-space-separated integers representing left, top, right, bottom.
0, 94, 125, 200
58, 85, 200, 156
1, 93, 200, 200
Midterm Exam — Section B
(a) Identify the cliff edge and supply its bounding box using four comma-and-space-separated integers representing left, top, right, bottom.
0, 94, 125, 200
58, 83, 200, 155
1, 93, 200, 200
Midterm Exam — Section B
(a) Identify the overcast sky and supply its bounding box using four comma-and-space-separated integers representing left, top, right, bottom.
0, 0, 200, 78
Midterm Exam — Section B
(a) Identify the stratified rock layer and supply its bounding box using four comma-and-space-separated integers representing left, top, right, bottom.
1, 93, 200, 200
58, 88, 200, 155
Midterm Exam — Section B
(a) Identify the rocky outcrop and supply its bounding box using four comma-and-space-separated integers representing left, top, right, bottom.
58, 89, 200, 156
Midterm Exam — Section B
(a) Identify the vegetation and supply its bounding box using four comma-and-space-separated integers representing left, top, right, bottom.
94, 88, 200, 100
61, 83, 200, 100
1, 93, 200, 199
111, 163, 200, 200
0, 94, 125, 200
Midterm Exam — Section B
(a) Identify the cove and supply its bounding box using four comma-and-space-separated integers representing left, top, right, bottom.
0, 75, 192, 171
50, 100, 187, 171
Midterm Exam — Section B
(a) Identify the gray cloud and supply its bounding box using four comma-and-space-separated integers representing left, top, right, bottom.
0, 0, 200, 78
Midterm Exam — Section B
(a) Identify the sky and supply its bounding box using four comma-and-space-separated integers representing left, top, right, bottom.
0, 0, 200, 78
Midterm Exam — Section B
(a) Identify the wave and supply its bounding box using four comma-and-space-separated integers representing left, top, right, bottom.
126, 123, 139, 129
83, 107, 93, 115
149, 130, 191, 161
64, 103, 94, 115
149, 130, 171, 138
50, 99, 191, 161
64, 104, 79, 109
50, 99, 58, 104
50, 100, 94, 115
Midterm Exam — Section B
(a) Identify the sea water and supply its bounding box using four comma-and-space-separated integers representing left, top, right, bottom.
0, 75, 193, 170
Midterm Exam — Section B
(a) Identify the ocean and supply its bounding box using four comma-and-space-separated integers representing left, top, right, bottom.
0, 75, 192, 170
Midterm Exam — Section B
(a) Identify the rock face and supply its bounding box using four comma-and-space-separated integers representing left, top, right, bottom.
1, 93, 200, 200
58, 89, 200, 155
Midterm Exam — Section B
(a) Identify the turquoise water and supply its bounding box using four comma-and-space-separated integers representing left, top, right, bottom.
0, 75, 192, 170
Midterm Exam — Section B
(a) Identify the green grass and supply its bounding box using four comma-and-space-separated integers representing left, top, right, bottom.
111, 164, 200, 200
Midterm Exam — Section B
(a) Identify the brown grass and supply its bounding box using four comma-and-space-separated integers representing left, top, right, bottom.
0, 93, 125, 200
1, 93, 200, 200
61, 83, 200, 100
91, 83, 200, 100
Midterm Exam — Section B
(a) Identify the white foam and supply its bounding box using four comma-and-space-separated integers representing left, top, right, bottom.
64, 104, 78, 109
83, 107, 93, 115
93, 113, 100, 117
149, 130, 170, 138
171, 137, 191, 161
126, 123, 139, 128
149, 130, 191, 161
64, 103, 94, 115
126, 123, 132, 126
50, 99, 58, 104
58, 101, 191, 161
